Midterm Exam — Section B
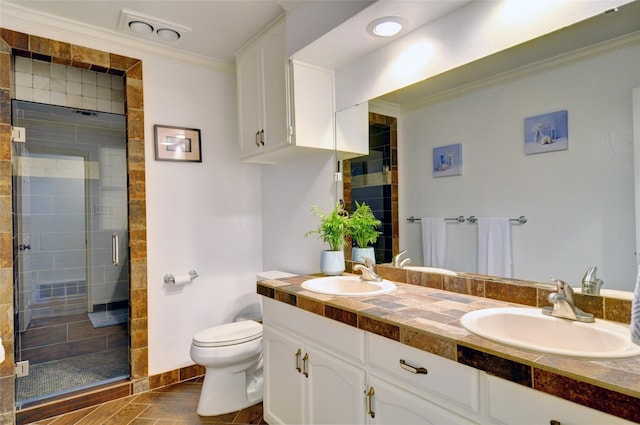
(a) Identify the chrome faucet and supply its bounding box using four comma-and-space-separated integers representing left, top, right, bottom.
542, 278, 595, 323
392, 250, 412, 268
354, 258, 383, 282
581, 266, 604, 295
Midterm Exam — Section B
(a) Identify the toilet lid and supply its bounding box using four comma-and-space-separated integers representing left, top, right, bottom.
193, 320, 263, 347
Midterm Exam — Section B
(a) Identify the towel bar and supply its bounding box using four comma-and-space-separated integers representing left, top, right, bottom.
466, 216, 527, 224
406, 215, 465, 223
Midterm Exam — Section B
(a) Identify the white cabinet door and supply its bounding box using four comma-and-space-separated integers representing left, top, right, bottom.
336, 101, 369, 160
290, 60, 334, 152
236, 18, 288, 159
259, 19, 288, 152
367, 375, 478, 425
236, 40, 262, 156
486, 375, 635, 425
264, 322, 367, 425
263, 326, 304, 425
306, 346, 367, 424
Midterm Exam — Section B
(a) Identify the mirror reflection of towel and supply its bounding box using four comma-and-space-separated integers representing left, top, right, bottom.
632, 265, 640, 346
421, 217, 446, 267
477, 218, 512, 277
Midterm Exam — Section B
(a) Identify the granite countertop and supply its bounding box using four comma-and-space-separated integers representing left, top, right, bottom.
257, 273, 640, 423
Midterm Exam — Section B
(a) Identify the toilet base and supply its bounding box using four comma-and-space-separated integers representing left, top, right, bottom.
197, 362, 263, 416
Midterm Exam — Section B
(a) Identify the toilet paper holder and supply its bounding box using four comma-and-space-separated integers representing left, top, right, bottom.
164, 270, 199, 285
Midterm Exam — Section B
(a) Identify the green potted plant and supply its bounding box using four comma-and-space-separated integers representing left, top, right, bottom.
349, 201, 382, 264
305, 202, 350, 275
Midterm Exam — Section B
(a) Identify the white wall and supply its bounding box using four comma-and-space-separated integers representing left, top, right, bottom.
260, 151, 336, 275
399, 45, 640, 290
144, 56, 263, 373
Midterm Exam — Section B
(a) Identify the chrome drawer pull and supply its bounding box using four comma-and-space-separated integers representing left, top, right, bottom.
400, 359, 428, 375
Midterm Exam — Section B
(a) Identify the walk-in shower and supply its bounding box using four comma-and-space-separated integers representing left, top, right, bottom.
12, 100, 130, 406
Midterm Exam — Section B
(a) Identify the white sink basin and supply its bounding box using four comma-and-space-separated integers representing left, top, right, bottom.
404, 266, 457, 276
460, 307, 640, 359
302, 276, 396, 296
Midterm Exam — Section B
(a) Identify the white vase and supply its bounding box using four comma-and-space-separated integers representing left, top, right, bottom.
320, 250, 345, 276
352, 247, 375, 265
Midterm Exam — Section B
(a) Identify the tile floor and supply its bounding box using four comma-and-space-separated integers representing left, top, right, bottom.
26, 381, 266, 424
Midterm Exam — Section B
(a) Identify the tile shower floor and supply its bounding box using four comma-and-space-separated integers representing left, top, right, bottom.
16, 310, 129, 405
16, 349, 129, 403
26, 381, 267, 424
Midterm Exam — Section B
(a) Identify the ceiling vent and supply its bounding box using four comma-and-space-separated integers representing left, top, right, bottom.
118, 9, 191, 43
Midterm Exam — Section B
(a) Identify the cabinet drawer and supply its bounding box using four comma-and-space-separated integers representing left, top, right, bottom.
367, 333, 480, 414
263, 297, 365, 364
368, 375, 478, 425
486, 375, 635, 425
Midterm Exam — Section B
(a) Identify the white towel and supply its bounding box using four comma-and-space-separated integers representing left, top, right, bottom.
477, 217, 512, 277
421, 217, 447, 268
632, 265, 640, 346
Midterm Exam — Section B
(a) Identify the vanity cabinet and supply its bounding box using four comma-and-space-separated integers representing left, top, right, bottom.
263, 298, 367, 424
263, 297, 480, 424
236, 17, 289, 159
263, 296, 637, 424
485, 375, 635, 425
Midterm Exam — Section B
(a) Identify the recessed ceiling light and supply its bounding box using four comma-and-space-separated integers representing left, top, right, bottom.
157, 28, 181, 42
367, 16, 407, 38
129, 20, 154, 35
119, 10, 191, 44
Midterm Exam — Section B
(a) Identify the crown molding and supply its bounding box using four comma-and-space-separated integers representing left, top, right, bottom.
0, 2, 235, 74
399, 30, 640, 111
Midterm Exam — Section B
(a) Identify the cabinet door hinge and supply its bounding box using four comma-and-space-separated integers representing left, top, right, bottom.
11, 127, 26, 143
15, 360, 29, 377
288, 126, 294, 144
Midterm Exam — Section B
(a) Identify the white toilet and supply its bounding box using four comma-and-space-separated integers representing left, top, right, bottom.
190, 319, 263, 416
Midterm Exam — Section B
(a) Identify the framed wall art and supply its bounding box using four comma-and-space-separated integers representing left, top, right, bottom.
154, 125, 202, 162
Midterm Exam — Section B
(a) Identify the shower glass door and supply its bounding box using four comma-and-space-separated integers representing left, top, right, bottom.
12, 100, 130, 406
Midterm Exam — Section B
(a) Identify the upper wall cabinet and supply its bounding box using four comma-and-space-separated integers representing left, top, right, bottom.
335, 102, 368, 160
236, 18, 367, 164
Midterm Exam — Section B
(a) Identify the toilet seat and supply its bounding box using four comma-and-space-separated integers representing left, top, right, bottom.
193, 320, 263, 348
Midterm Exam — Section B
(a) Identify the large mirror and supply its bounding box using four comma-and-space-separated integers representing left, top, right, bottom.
341, 1, 640, 292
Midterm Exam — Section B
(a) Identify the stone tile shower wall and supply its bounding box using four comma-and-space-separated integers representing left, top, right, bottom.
350, 123, 393, 263
12, 56, 125, 114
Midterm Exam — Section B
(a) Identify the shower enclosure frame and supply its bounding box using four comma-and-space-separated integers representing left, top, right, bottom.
0, 29, 149, 422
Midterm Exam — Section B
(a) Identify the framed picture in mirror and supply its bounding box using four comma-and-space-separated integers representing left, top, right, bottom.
433, 143, 462, 177
524, 110, 568, 155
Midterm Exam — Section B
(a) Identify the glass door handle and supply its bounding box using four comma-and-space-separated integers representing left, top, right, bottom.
112, 232, 120, 266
